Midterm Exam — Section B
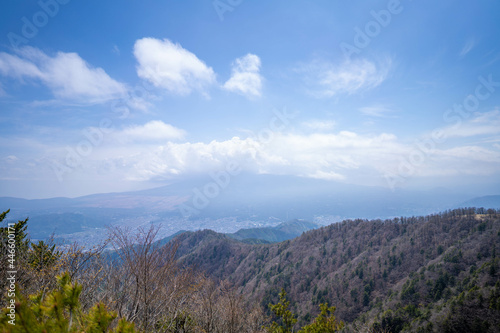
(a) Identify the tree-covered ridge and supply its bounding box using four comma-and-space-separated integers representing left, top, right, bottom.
171, 208, 500, 331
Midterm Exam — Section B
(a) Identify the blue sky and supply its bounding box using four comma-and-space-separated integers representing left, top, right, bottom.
0, 0, 500, 198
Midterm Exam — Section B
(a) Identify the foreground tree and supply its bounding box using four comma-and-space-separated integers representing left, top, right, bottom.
104, 225, 201, 331
264, 289, 298, 333
299, 303, 344, 333
0, 272, 137, 333
191, 278, 266, 333
264, 290, 344, 333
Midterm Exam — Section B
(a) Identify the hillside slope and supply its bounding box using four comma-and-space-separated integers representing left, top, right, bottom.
171, 208, 500, 332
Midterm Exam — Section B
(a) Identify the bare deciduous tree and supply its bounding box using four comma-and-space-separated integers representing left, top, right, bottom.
105, 224, 200, 332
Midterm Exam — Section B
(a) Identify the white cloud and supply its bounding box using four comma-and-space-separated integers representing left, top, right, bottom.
112, 44, 120, 55
94, 125, 500, 186
223, 54, 263, 98
0, 51, 43, 79
134, 38, 216, 96
0, 47, 127, 102
413, 145, 500, 178
91, 131, 404, 183
302, 120, 336, 132
359, 105, 394, 117
116, 121, 186, 142
308, 170, 345, 181
439, 145, 500, 163
10, 122, 500, 190
5, 155, 19, 163
459, 38, 475, 57
299, 57, 391, 97
438, 110, 500, 139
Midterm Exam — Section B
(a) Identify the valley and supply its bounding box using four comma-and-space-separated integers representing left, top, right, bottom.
1, 175, 498, 249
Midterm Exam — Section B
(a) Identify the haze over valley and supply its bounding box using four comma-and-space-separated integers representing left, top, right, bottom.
1, 174, 499, 248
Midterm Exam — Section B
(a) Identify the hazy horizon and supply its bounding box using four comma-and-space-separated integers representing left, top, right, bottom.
2, 173, 500, 201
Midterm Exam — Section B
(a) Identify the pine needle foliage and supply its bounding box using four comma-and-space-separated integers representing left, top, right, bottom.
0, 272, 137, 333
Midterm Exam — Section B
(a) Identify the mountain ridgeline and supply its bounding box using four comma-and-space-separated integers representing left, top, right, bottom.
2, 175, 498, 246
169, 208, 500, 332
228, 219, 320, 243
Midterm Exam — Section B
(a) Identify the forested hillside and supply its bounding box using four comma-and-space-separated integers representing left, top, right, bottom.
172, 208, 500, 332
1, 208, 499, 332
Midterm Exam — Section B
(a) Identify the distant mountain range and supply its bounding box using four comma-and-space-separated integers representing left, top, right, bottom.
0, 174, 498, 246
459, 195, 500, 209
153, 219, 319, 249
227, 219, 319, 243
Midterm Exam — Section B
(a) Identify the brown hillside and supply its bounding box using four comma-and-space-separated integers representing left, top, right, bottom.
172, 208, 500, 332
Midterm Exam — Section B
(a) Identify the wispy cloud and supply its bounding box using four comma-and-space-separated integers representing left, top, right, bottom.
359, 105, 394, 117
0, 47, 127, 103
459, 38, 475, 57
114, 120, 186, 143
112, 44, 120, 55
134, 38, 216, 97
438, 110, 500, 139
301, 120, 336, 131
308, 170, 345, 181
416, 145, 500, 177
5, 155, 18, 163
223, 54, 263, 98
298, 57, 391, 97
